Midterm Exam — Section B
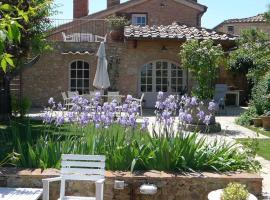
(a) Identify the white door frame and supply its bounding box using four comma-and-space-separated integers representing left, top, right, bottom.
138, 59, 187, 108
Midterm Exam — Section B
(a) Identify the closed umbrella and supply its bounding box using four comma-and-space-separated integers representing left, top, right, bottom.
93, 42, 110, 90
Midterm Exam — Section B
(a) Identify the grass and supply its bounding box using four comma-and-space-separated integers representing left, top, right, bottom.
237, 138, 270, 161
245, 125, 270, 137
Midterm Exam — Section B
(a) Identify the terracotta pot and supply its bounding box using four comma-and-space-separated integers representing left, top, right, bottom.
252, 118, 262, 127
110, 30, 124, 41
261, 116, 270, 131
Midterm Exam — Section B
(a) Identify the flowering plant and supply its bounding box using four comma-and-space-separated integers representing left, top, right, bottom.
153, 92, 218, 136
180, 39, 224, 100
43, 92, 143, 131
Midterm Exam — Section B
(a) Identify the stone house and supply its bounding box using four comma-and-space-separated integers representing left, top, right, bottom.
22, 0, 241, 108
214, 14, 270, 35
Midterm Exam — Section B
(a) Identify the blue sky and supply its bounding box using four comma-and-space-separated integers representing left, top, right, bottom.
53, 0, 269, 28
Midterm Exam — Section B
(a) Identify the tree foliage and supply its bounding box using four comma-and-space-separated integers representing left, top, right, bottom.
0, 0, 54, 73
228, 29, 270, 83
179, 39, 224, 100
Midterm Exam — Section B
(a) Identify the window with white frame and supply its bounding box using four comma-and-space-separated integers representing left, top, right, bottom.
132, 14, 147, 26
70, 60, 90, 94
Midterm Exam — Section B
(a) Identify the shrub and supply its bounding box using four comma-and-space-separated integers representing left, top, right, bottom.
179, 39, 224, 100
222, 183, 249, 200
106, 15, 129, 30
250, 72, 270, 115
11, 96, 32, 117
236, 106, 257, 126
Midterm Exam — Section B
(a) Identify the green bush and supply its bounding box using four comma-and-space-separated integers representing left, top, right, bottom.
11, 96, 32, 117
236, 106, 257, 126
222, 183, 249, 200
237, 71, 270, 125
250, 72, 270, 115
0, 121, 261, 172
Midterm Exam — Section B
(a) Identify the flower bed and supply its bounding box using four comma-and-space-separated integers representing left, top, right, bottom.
0, 93, 260, 173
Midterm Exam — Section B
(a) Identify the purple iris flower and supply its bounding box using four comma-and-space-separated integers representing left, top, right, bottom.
197, 110, 205, 121
208, 101, 217, 111
42, 111, 53, 124
55, 115, 64, 126
190, 97, 198, 106
203, 115, 212, 125
157, 91, 164, 100
48, 97, 55, 105
141, 118, 149, 130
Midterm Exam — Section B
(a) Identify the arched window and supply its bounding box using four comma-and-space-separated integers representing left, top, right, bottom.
70, 60, 90, 94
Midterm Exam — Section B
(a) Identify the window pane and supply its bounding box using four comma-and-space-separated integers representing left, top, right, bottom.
147, 77, 152, 84
71, 79, 76, 87
156, 62, 161, 70
77, 70, 83, 78
71, 62, 76, 69
71, 70, 76, 78
147, 70, 152, 76
84, 80, 89, 87
141, 77, 146, 84
141, 85, 146, 92
171, 78, 176, 84
84, 71, 89, 78
171, 70, 176, 77
84, 62, 90, 69
177, 70, 183, 77
162, 62, 168, 69
141, 68, 147, 76
77, 61, 83, 69
162, 70, 168, 76
162, 78, 167, 84
142, 17, 146, 24
156, 78, 161, 84
162, 85, 168, 92
156, 70, 161, 77
77, 79, 83, 87
156, 85, 161, 92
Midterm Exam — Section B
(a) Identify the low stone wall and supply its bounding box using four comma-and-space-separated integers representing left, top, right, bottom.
0, 168, 263, 200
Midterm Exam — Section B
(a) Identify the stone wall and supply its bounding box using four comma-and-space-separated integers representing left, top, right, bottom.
216, 22, 270, 35
22, 40, 247, 107
0, 168, 263, 200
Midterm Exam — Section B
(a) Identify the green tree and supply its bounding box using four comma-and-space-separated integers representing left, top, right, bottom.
229, 29, 270, 83
179, 39, 224, 100
264, 5, 270, 22
0, 0, 54, 121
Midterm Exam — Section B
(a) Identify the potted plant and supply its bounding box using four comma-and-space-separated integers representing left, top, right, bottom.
208, 183, 257, 200
261, 111, 270, 131
106, 15, 129, 41
252, 114, 262, 127
179, 39, 224, 132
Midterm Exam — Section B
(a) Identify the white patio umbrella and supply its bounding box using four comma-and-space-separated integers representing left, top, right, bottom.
93, 42, 110, 90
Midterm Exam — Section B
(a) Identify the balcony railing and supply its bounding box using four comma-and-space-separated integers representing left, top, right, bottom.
47, 19, 109, 42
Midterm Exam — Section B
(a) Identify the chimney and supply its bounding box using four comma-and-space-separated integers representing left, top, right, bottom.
107, 0, 120, 8
73, 0, 89, 19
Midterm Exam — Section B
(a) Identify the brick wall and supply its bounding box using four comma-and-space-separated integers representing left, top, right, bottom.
118, 0, 202, 26
0, 168, 263, 200
22, 39, 243, 107
216, 22, 270, 35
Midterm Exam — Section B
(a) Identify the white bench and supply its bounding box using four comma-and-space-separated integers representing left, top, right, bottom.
0, 187, 42, 200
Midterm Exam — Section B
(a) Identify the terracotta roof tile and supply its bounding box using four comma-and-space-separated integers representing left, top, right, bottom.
124, 22, 236, 41
222, 14, 266, 24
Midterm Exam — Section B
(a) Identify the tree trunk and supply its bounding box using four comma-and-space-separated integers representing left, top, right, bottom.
0, 73, 12, 122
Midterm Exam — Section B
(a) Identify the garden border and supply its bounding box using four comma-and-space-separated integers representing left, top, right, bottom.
0, 168, 263, 200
